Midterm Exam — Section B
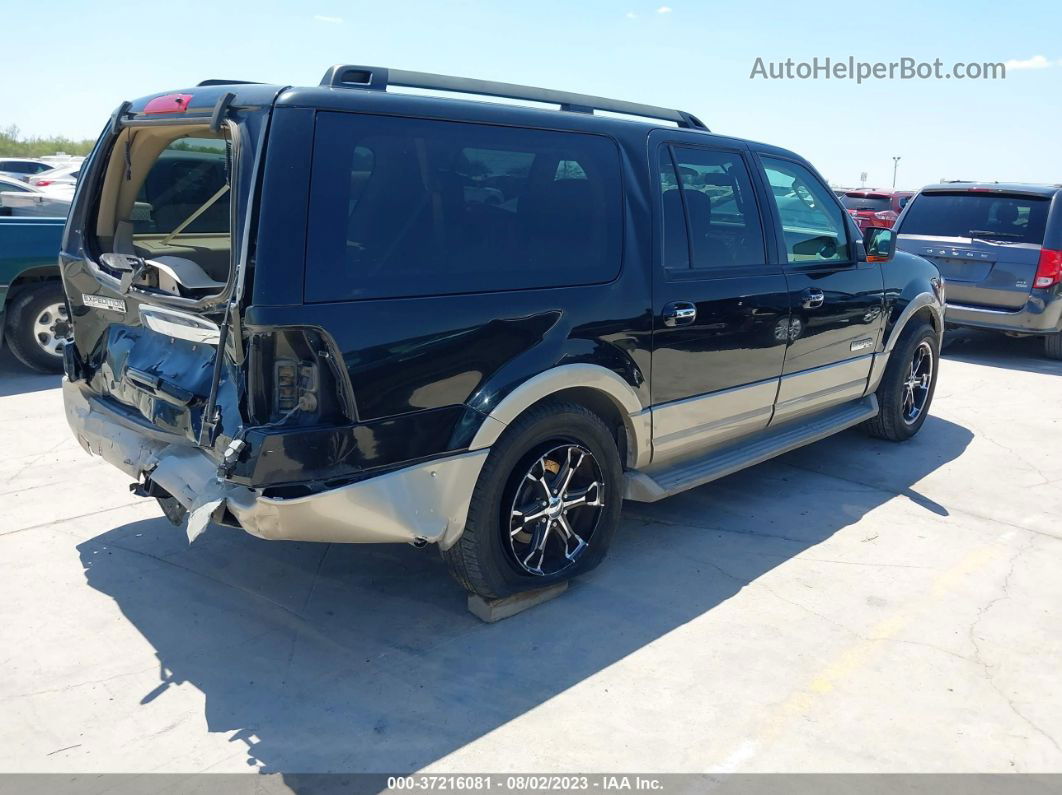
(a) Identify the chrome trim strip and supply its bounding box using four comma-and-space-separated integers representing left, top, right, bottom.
138, 305, 221, 345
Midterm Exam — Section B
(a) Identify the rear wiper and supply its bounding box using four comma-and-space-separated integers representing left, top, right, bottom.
968, 229, 1022, 243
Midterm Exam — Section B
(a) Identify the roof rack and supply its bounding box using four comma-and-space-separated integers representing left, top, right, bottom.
319, 65, 708, 130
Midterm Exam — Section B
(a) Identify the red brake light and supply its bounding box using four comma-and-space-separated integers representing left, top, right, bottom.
1034, 249, 1062, 289
143, 93, 193, 114
34, 180, 52, 187
874, 211, 897, 221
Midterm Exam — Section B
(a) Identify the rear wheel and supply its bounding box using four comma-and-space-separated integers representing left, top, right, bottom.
442, 401, 623, 599
1044, 333, 1062, 360
863, 322, 938, 442
5, 283, 71, 374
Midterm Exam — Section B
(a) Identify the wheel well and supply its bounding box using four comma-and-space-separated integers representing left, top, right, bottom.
6, 267, 61, 306
524, 386, 630, 468
910, 306, 939, 335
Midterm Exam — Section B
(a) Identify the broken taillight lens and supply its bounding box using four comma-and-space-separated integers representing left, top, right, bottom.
274, 360, 319, 415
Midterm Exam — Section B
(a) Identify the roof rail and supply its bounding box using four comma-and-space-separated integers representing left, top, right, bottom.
319, 65, 708, 130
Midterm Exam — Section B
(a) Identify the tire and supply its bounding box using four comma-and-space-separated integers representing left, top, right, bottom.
5, 283, 71, 374
1045, 334, 1062, 360
442, 401, 624, 599
863, 322, 939, 442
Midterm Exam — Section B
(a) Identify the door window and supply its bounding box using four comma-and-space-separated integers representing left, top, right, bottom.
659, 146, 765, 270
762, 157, 849, 264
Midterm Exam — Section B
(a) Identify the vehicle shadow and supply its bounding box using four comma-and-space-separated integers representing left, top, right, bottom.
77, 415, 972, 778
0, 348, 60, 396
942, 328, 1062, 376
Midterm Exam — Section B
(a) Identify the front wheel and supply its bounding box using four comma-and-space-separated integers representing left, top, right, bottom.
863, 322, 939, 442
442, 401, 623, 599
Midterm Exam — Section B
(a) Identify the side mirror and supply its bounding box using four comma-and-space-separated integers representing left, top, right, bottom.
863, 226, 896, 263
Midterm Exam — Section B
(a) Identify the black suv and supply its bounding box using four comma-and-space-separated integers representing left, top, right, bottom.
61, 66, 944, 599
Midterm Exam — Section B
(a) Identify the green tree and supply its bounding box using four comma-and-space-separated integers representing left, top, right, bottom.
0, 125, 96, 157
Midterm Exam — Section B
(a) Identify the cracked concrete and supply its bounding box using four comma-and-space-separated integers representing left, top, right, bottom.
1, 330, 1061, 775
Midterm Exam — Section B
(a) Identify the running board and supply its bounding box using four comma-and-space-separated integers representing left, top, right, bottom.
624, 395, 879, 502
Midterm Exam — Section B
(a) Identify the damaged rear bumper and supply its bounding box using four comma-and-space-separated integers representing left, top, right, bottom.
63, 379, 488, 548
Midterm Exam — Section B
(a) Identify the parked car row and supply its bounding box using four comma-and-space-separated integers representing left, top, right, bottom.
0, 157, 80, 218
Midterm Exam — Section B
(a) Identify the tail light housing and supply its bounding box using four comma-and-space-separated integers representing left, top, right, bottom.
34, 179, 52, 187
1034, 248, 1062, 289
247, 328, 351, 426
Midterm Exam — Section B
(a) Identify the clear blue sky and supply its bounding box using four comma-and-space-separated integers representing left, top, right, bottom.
4, 0, 1060, 189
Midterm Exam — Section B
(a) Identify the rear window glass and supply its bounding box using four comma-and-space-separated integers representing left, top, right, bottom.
840, 194, 892, 212
305, 112, 622, 301
134, 138, 229, 235
899, 192, 1049, 244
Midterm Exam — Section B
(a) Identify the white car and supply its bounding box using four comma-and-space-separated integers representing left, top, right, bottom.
0, 175, 71, 216
0, 158, 55, 182
28, 162, 81, 189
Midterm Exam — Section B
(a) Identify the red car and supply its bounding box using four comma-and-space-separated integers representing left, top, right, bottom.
838, 189, 914, 231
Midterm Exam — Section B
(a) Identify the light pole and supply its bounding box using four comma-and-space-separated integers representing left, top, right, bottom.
892, 156, 902, 189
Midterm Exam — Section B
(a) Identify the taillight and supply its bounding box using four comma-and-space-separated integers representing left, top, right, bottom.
246, 328, 351, 426
1034, 248, 1062, 289
34, 179, 51, 187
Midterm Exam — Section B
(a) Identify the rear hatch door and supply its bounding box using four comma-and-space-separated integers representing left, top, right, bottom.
61, 87, 276, 459
897, 189, 1051, 310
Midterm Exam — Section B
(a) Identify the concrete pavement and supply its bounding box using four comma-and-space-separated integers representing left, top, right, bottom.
0, 332, 1060, 775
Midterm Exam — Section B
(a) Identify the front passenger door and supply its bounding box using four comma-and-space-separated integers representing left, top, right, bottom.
757, 155, 885, 423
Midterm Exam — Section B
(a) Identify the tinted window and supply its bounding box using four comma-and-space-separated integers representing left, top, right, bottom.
660, 146, 765, 270
659, 150, 688, 269
134, 138, 229, 235
0, 180, 31, 193
840, 194, 892, 212
305, 112, 622, 301
762, 157, 849, 264
899, 192, 1049, 245
0, 161, 35, 174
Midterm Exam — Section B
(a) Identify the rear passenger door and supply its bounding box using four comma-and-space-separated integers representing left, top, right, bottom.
649, 136, 790, 463
755, 155, 885, 423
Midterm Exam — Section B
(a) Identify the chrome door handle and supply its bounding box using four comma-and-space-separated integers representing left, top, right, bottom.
662, 301, 697, 327
802, 289, 825, 309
